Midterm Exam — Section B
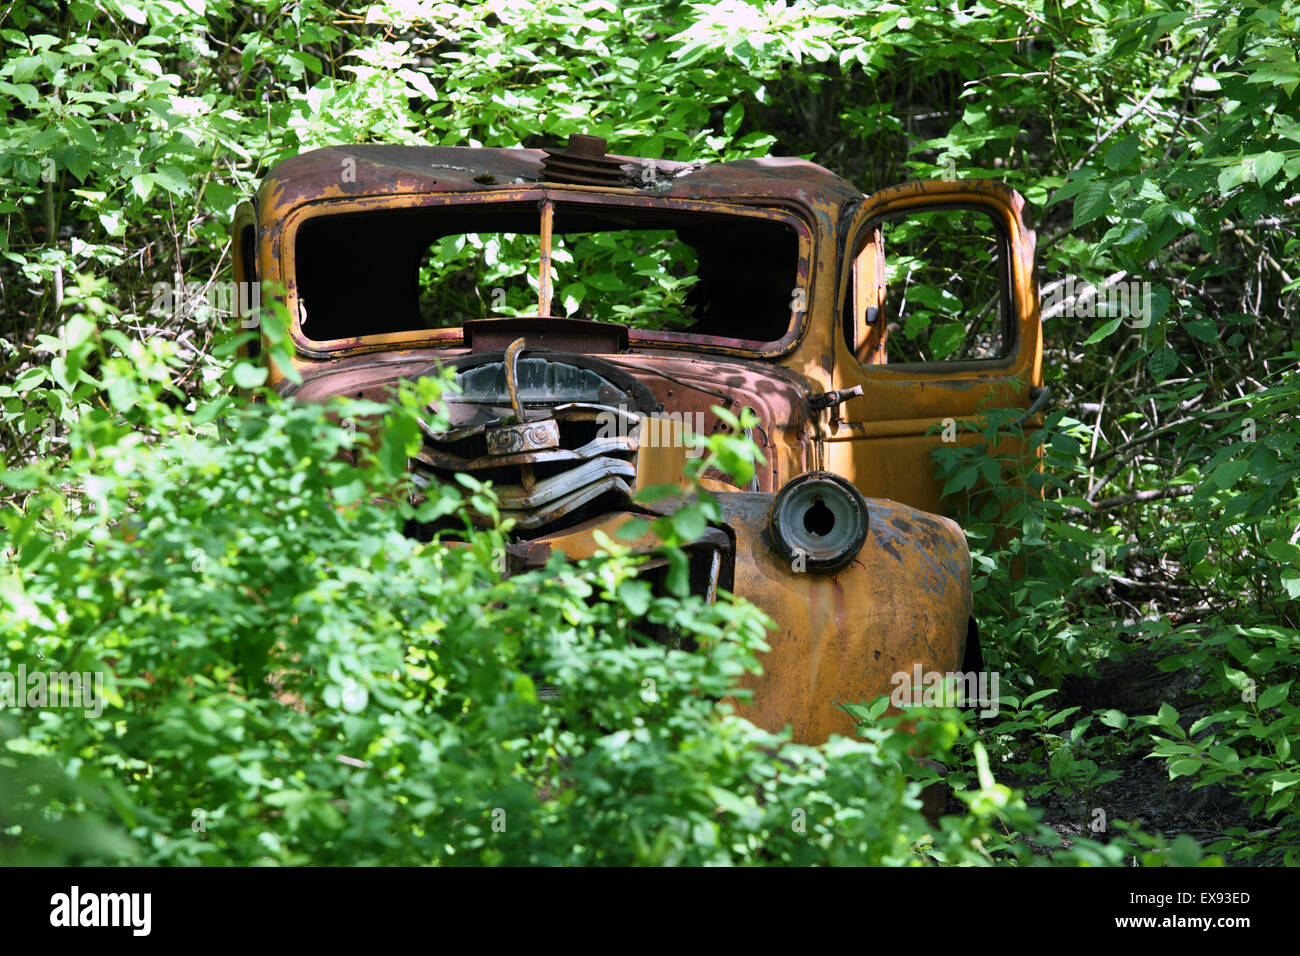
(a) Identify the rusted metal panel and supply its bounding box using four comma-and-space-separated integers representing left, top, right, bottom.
254, 143, 862, 222
717, 492, 971, 743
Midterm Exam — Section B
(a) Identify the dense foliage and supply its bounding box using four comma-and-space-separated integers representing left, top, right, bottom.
2, 0, 1298, 864
1, 311, 1147, 865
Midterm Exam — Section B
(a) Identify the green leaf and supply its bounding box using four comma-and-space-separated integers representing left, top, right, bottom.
928, 322, 966, 359
1265, 790, 1295, 815
1256, 682, 1291, 709
1265, 540, 1300, 564
1169, 833, 1202, 866
118, 3, 148, 25
63, 314, 95, 349
635, 484, 681, 505
1082, 318, 1123, 345
1218, 163, 1248, 195
584, 273, 623, 292
12, 366, 47, 391
1098, 709, 1128, 730
1211, 459, 1250, 490
1147, 346, 1178, 383
664, 548, 689, 597
559, 281, 586, 315
1157, 702, 1180, 728
1189, 714, 1221, 736
150, 164, 188, 196
12, 55, 42, 82
1269, 773, 1300, 794
618, 579, 652, 617
1073, 180, 1111, 226
670, 503, 707, 542
64, 148, 92, 183
99, 208, 125, 236
1250, 151, 1286, 188
232, 363, 268, 389
1104, 134, 1140, 171
1047, 174, 1095, 206
1183, 318, 1218, 343
722, 102, 743, 137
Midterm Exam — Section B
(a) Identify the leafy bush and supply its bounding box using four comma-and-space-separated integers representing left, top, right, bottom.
930, 377, 1300, 863
1143, 627, 1300, 865
1, 316, 1195, 866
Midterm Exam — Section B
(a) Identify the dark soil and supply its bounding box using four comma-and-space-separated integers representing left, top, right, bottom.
1050, 654, 1254, 847
946, 649, 1262, 861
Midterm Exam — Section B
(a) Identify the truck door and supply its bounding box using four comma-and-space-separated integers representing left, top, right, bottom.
823, 180, 1044, 517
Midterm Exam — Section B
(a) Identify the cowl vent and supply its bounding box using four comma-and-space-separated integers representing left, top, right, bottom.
540, 134, 629, 186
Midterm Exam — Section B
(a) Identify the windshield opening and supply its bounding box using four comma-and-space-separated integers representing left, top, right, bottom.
293, 200, 801, 346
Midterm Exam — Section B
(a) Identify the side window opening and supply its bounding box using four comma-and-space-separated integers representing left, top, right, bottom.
845, 207, 1012, 365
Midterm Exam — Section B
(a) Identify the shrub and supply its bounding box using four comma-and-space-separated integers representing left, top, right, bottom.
0, 318, 1156, 866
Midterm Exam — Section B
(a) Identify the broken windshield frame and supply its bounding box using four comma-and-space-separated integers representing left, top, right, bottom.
280, 189, 815, 359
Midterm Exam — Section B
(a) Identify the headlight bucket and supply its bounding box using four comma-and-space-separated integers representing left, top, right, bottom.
766, 470, 869, 573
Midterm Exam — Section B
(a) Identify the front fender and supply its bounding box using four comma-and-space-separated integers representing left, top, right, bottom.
714, 492, 972, 743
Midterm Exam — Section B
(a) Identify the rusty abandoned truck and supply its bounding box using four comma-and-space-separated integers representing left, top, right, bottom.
231, 135, 1044, 743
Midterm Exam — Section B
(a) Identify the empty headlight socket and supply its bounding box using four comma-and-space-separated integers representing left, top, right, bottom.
766, 470, 870, 573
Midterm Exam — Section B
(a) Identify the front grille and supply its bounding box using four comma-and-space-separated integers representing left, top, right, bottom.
412, 401, 640, 531
409, 341, 657, 535
405, 336, 738, 651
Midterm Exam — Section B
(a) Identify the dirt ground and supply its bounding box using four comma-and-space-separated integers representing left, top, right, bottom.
1051, 654, 1254, 851
947, 650, 1263, 862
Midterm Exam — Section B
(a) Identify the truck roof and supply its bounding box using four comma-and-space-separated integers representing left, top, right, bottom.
255, 142, 864, 219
